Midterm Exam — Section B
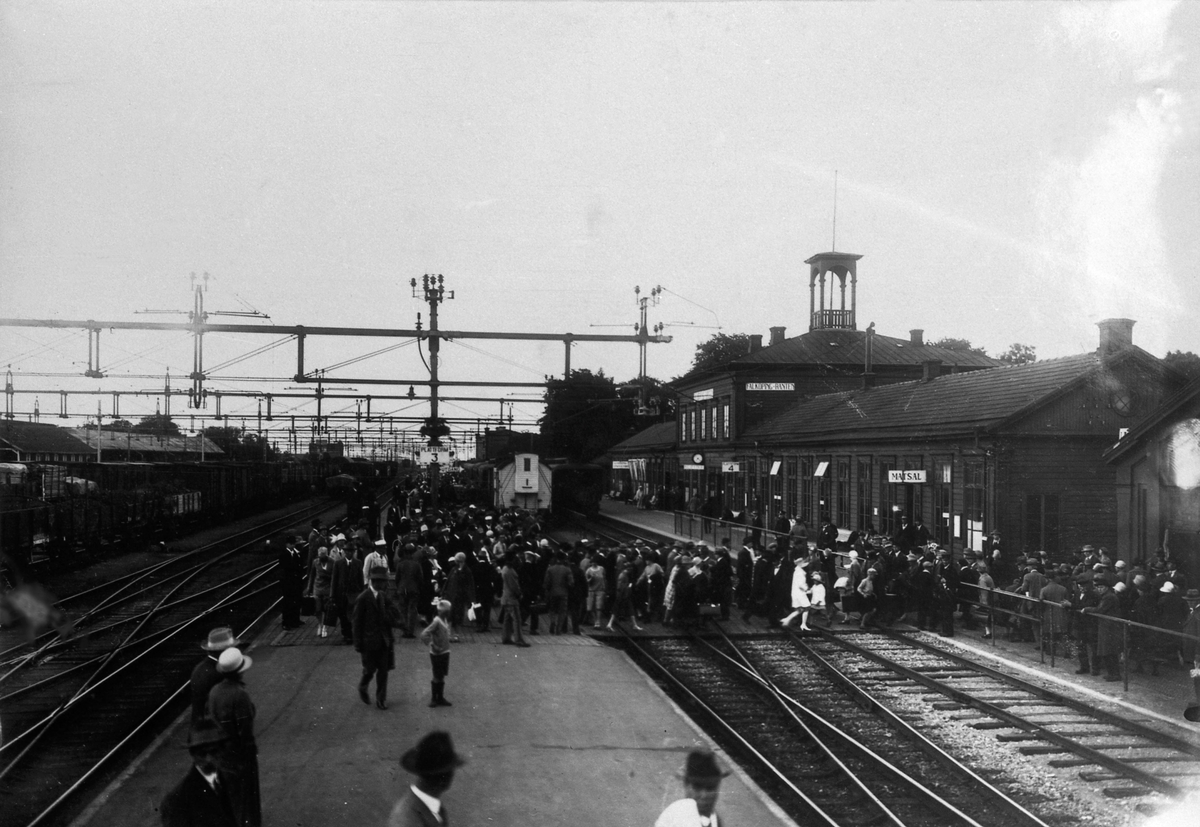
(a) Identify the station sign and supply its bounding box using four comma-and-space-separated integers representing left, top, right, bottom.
692, 389, 714, 401
722, 462, 740, 473
683, 464, 704, 471
887, 470, 927, 484
746, 382, 794, 392
418, 449, 453, 466
612, 460, 631, 469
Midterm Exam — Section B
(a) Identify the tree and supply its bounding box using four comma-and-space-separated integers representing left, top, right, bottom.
678, 333, 751, 379
929, 337, 988, 356
1164, 350, 1200, 382
540, 369, 639, 463
132, 413, 180, 435
997, 343, 1037, 365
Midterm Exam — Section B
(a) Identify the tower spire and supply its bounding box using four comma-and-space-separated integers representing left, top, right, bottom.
832, 170, 838, 252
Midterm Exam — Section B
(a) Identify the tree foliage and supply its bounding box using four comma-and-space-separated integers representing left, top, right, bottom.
203, 425, 277, 460
997, 343, 1037, 365
679, 333, 751, 379
1164, 350, 1200, 382
929, 337, 988, 356
540, 369, 640, 463
133, 413, 180, 435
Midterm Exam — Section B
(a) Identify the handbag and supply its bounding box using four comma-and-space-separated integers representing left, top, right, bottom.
301, 595, 316, 616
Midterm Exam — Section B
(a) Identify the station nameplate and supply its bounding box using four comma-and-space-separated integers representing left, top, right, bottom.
746, 382, 794, 391
887, 470, 926, 483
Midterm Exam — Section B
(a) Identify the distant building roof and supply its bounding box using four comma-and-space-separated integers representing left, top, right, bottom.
0, 420, 93, 457
607, 421, 677, 456
67, 429, 224, 456
743, 349, 1155, 443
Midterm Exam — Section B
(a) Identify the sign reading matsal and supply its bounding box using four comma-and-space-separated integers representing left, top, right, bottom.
746, 382, 795, 392
888, 470, 927, 483
692, 389, 715, 401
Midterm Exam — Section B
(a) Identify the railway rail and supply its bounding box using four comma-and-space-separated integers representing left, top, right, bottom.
799, 630, 1200, 804
623, 625, 1043, 827
0, 498, 353, 827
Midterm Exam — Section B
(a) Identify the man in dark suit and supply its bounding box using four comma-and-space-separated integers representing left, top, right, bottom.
387, 730, 465, 827
159, 722, 240, 827
278, 535, 306, 630
353, 566, 396, 709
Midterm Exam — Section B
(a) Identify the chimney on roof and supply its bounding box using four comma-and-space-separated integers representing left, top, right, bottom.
748, 334, 763, 354
922, 359, 943, 381
910, 329, 924, 346
1097, 318, 1135, 359
769, 326, 786, 346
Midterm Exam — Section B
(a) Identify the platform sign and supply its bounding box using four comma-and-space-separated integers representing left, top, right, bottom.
683, 464, 704, 471
692, 388, 714, 401
888, 470, 926, 483
612, 460, 631, 469
722, 462, 740, 473
418, 449, 453, 466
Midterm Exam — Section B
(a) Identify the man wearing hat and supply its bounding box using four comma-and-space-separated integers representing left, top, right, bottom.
654, 748, 730, 827
388, 730, 465, 827
353, 566, 398, 709
278, 535, 306, 630
190, 627, 240, 726
1080, 575, 1122, 681
160, 721, 240, 827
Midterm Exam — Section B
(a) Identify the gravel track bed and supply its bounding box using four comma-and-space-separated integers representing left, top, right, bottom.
807, 634, 1193, 826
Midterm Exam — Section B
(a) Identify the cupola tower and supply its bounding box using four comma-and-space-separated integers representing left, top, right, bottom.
805, 251, 862, 332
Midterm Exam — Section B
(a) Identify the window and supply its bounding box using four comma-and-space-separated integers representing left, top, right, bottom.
878, 457, 897, 536
903, 455, 925, 525
688, 409, 696, 442
709, 405, 717, 440
701, 407, 709, 441
785, 458, 798, 518
523, 457, 531, 472
835, 458, 850, 528
800, 458, 813, 522
722, 402, 730, 439
964, 459, 985, 553
934, 459, 952, 547
857, 457, 873, 532
1025, 494, 1060, 555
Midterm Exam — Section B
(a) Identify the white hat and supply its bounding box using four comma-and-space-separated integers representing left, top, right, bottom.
1161, 581, 1177, 593
217, 647, 252, 674
374, 539, 386, 546
848, 551, 858, 559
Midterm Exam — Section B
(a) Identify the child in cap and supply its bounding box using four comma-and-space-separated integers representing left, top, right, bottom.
420, 599, 454, 708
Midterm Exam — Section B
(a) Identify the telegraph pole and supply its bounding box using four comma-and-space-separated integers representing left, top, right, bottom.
412, 274, 453, 508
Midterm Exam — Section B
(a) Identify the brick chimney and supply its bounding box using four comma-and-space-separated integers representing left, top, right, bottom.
922, 359, 943, 381
1097, 318, 1135, 358
769, 326, 787, 346
910, 329, 924, 346
748, 334, 763, 354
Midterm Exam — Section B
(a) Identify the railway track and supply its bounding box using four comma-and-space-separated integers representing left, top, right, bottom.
624, 626, 1041, 827
799, 631, 1200, 806
0, 499, 338, 827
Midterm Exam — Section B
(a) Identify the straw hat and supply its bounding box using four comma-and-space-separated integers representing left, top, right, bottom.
201, 627, 240, 652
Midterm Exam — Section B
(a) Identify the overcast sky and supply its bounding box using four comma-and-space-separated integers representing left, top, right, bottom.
2, 1, 1198, 442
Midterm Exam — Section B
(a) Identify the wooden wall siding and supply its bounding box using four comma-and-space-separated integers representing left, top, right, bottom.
1019, 364, 1167, 435
1001, 437, 1118, 556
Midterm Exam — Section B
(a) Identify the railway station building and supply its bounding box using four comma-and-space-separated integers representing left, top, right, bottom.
608, 250, 1191, 561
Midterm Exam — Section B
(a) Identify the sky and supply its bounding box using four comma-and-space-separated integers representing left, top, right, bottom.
2, 1, 1198, 453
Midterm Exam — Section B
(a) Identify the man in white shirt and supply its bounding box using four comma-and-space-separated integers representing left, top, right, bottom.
654, 749, 729, 827
387, 730, 465, 827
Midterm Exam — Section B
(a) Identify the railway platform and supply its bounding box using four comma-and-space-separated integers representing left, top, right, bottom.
70, 616, 799, 827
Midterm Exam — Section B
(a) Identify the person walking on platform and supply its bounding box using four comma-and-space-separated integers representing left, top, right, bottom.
388, 731, 465, 827
1080, 575, 1123, 681
354, 566, 397, 709
543, 550, 575, 634
305, 547, 335, 638
160, 721, 240, 827
654, 749, 730, 827
499, 552, 530, 647
190, 627, 239, 727
586, 554, 608, 629
394, 543, 423, 638
206, 647, 261, 827
278, 535, 306, 630
330, 544, 360, 645
420, 599, 454, 707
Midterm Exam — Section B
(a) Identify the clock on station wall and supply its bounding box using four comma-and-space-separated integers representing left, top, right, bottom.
692, 453, 705, 465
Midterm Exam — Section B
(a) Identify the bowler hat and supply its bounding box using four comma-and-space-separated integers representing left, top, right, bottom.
187, 721, 229, 751
400, 731, 466, 776
679, 749, 729, 782
369, 565, 390, 581
201, 626, 241, 652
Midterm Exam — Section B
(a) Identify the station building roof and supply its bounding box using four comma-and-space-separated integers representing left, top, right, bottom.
742, 347, 1165, 444
731, 328, 1000, 371
606, 421, 677, 457
67, 428, 225, 456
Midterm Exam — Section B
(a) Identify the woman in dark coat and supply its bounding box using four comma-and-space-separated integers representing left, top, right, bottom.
207, 647, 260, 827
